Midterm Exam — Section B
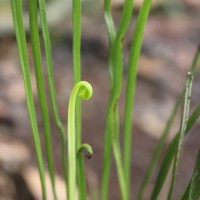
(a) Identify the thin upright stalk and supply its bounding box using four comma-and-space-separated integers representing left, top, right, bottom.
37, 0, 68, 196
67, 81, 93, 200
101, 0, 116, 198
123, 0, 152, 195
11, 1, 46, 199
72, 0, 87, 199
112, 109, 128, 200
102, 0, 134, 199
28, 1, 57, 199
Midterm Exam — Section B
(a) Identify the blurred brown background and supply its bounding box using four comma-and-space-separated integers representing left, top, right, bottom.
0, 0, 200, 199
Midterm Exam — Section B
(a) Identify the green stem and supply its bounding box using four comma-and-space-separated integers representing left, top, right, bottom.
68, 81, 93, 200
28, 1, 57, 199
123, 0, 152, 194
72, 1, 85, 199
11, 1, 46, 199
102, 0, 134, 199
112, 109, 128, 200
101, 1, 116, 196
37, 0, 68, 196
73, 0, 81, 85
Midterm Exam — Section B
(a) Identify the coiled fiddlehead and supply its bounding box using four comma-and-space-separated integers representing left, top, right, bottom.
67, 81, 93, 200
77, 143, 93, 159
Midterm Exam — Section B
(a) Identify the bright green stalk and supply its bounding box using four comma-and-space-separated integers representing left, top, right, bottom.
123, 0, 152, 194
72, 0, 87, 199
102, 0, 134, 199
68, 81, 93, 200
72, 0, 81, 147
10, 1, 46, 199
101, 0, 116, 198
167, 72, 193, 200
137, 91, 183, 200
73, 0, 81, 85
28, 1, 57, 199
37, 0, 68, 195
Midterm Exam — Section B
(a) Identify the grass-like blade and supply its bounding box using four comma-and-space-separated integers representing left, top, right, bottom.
189, 150, 200, 200
167, 72, 193, 200
10, 1, 46, 199
181, 150, 200, 200
101, 0, 116, 197
37, 0, 68, 196
71, 0, 88, 199
151, 102, 200, 199
137, 91, 184, 200
101, 0, 134, 199
28, 1, 57, 199
123, 0, 152, 196
180, 181, 191, 200
150, 46, 200, 200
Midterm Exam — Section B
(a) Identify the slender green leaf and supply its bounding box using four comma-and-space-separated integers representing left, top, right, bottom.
181, 150, 200, 200
138, 46, 200, 200
37, 0, 68, 196
180, 181, 191, 200
189, 151, 200, 200
123, 0, 152, 196
151, 46, 200, 200
137, 90, 184, 200
28, 1, 57, 199
101, 0, 134, 198
11, 1, 46, 199
71, 1, 88, 199
151, 102, 200, 200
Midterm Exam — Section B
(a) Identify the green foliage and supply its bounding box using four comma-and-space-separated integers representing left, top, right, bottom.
137, 90, 184, 200
102, 0, 153, 199
10, 0, 47, 199
181, 150, 200, 200
167, 72, 193, 200
150, 47, 200, 200
28, 0, 57, 198
10, 0, 200, 200
67, 81, 93, 200
37, 0, 69, 197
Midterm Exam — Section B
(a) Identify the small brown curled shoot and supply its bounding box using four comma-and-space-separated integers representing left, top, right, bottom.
77, 143, 93, 159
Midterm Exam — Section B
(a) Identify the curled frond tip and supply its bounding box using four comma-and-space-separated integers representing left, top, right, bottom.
77, 143, 93, 159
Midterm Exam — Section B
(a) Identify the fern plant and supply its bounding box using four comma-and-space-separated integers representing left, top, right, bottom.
10, 0, 200, 199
